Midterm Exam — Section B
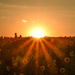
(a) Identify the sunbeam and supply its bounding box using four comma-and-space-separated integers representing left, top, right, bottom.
35, 40, 39, 75
40, 40, 58, 74
22, 40, 35, 67
40, 40, 52, 62
42, 38, 64, 58
19, 38, 33, 49
13, 38, 33, 54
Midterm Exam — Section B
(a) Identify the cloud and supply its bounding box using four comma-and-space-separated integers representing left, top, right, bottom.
0, 0, 75, 8
0, 16, 10, 19
0, 3, 28, 8
22, 20, 28, 23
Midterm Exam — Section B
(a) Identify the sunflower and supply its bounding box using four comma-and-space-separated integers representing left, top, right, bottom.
60, 68, 65, 73
64, 57, 70, 63
53, 59, 56, 65
40, 66, 45, 71
70, 51, 74, 57
23, 59, 28, 64
6, 49, 9, 53
6, 66, 10, 71
12, 57, 15, 61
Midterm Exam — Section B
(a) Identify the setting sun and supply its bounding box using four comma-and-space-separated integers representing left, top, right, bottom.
31, 28, 45, 38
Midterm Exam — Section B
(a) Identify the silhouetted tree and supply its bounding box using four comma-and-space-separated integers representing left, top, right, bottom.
15, 33, 17, 38
20, 35, 22, 38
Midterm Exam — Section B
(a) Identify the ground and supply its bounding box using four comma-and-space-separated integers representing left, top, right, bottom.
0, 37, 75, 75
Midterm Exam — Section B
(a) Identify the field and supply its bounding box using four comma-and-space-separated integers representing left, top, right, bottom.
0, 37, 75, 75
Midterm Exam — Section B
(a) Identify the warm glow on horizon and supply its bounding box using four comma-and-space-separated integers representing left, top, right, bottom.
31, 28, 45, 38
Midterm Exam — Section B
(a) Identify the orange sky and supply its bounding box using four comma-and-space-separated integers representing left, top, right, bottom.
0, 0, 75, 37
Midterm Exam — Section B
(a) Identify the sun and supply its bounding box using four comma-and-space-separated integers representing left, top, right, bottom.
31, 28, 45, 38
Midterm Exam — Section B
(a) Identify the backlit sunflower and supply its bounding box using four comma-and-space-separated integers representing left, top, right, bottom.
60, 68, 65, 73
40, 66, 45, 71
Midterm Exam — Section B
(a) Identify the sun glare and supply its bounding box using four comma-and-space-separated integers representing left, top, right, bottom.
31, 28, 45, 38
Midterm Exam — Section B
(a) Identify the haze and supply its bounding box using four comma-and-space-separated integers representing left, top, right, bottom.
0, 0, 75, 37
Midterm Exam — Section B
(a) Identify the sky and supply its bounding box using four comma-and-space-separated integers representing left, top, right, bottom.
0, 0, 75, 37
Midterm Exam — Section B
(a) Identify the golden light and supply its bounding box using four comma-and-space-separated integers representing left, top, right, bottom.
31, 28, 45, 38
